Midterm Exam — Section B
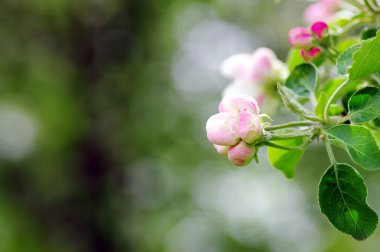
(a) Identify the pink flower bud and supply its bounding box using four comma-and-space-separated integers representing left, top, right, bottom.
288, 27, 310, 39
219, 94, 260, 114
238, 109, 263, 144
303, 2, 333, 25
213, 144, 230, 155
288, 27, 313, 49
206, 112, 240, 146
207, 95, 263, 161
301, 47, 322, 61
311, 21, 328, 39
309, 48, 322, 58
227, 141, 257, 166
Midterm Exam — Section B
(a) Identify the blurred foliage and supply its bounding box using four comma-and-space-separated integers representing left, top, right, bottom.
1, 0, 380, 252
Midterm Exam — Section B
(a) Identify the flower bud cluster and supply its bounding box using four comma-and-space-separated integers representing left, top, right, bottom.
220, 48, 288, 106
288, 21, 329, 61
206, 94, 263, 166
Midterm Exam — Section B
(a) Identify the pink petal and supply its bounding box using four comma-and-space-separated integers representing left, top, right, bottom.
206, 112, 240, 146
301, 49, 308, 61
320, 0, 340, 9
303, 3, 333, 24
220, 53, 251, 80
219, 94, 260, 114
213, 144, 229, 155
309, 47, 322, 58
254, 47, 277, 61
246, 49, 274, 83
288, 27, 313, 49
288, 27, 310, 38
289, 33, 314, 49
238, 110, 263, 144
228, 141, 257, 166
301, 48, 322, 61
311, 21, 328, 39
255, 94, 266, 105
220, 48, 279, 83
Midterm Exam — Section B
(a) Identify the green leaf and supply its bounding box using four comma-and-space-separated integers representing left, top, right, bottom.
285, 63, 318, 101
268, 137, 306, 178
277, 84, 322, 122
336, 38, 360, 52
286, 49, 305, 71
371, 117, 380, 128
361, 28, 378, 40
319, 163, 378, 240
349, 87, 380, 123
349, 30, 380, 80
336, 44, 360, 75
326, 125, 380, 170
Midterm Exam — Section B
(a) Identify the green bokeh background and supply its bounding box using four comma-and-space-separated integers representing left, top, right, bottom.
1, 0, 380, 251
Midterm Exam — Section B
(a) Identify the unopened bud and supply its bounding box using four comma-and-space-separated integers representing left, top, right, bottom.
213, 144, 229, 156
219, 94, 260, 114
238, 109, 263, 144
301, 47, 322, 61
228, 141, 257, 166
207, 94, 264, 166
206, 112, 240, 146
288, 27, 313, 49
311, 21, 328, 39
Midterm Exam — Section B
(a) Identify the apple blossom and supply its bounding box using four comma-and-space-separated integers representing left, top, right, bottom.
303, 0, 341, 24
220, 48, 288, 107
238, 109, 262, 144
206, 94, 263, 166
289, 21, 328, 61
218, 93, 260, 114
288, 27, 314, 49
206, 112, 240, 146
213, 144, 229, 155
301, 47, 322, 61
289, 21, 329, 50
220, 48, 276, 83
310, 21, 329, 39
227, 141, 257, 166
